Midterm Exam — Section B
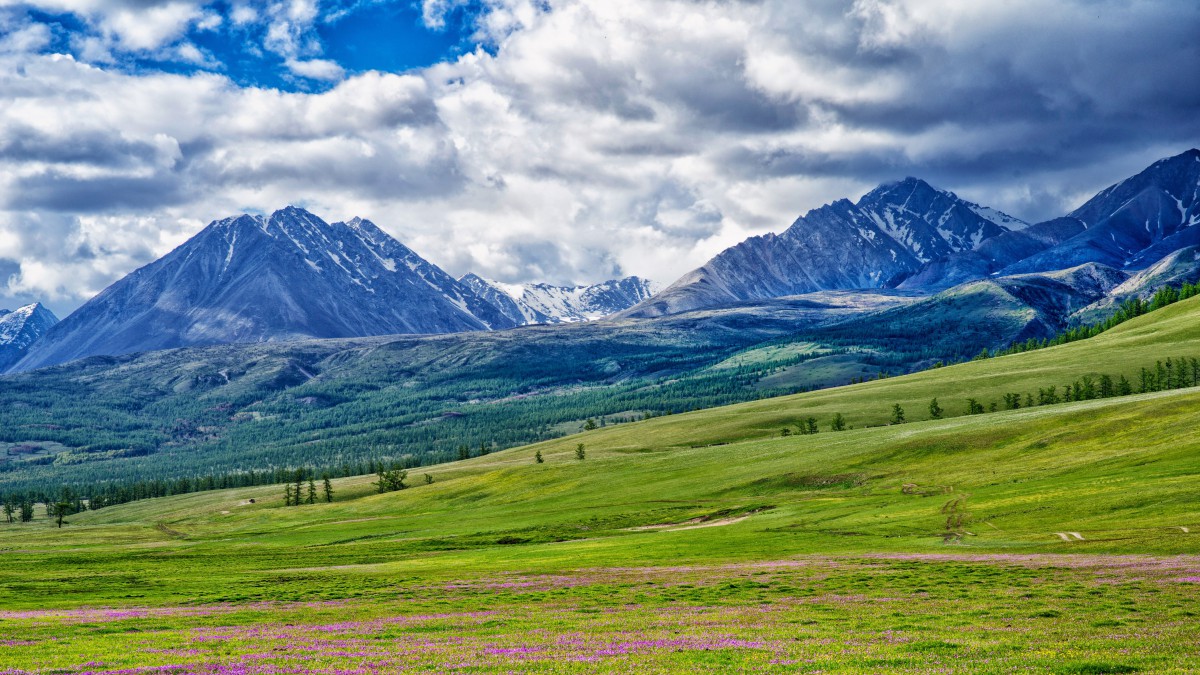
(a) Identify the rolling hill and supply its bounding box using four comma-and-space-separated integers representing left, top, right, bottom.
3, 291, 1199, 604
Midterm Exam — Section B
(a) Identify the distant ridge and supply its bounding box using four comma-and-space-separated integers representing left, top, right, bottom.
460, 275, 659, 325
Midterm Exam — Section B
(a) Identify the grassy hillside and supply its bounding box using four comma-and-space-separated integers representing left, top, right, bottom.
3, 295, 1199, 599
1, 297, 1198, 673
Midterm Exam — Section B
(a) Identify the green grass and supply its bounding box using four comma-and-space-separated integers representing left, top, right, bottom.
1, 296, 1199, 672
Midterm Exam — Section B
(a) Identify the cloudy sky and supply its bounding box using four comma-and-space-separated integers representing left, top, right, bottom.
1, 0, 1198, 315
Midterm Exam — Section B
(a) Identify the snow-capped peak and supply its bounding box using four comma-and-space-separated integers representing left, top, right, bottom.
460, 275, 660, 325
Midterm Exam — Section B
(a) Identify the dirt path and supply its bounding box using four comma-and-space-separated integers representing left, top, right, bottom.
629, 516, 750, 532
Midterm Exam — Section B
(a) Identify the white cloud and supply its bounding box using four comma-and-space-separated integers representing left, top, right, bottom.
285, 57, 344, 81
0, 0, 1198, 315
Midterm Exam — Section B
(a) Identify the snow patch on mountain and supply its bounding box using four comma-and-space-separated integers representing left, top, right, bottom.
0, 303, 59, 372
461, 275, 660, 324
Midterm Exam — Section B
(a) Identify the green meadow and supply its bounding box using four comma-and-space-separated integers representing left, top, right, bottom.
2, 297, 1199, 672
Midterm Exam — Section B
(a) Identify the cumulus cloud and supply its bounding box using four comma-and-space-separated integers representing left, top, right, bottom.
0, 0, 1198, 316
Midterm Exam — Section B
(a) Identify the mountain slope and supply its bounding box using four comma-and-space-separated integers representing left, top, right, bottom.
13, 207, 517, 372
0, 303, 59, 371
1004, 149, 1200, 274
625, 179, 1026, 318
462, 274, 660, 324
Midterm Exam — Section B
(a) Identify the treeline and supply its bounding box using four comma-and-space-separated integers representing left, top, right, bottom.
991, 282, 1200, 358
780, 353, 1200, 437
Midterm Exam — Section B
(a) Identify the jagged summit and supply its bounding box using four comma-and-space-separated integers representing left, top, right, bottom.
624, 176, 1028, 318
0, 302, 59, 372
12, 207, 519, 372
460, 275, 659, 325
1004, 148, 1200, 274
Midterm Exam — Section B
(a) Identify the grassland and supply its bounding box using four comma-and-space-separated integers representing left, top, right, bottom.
1, 297, 1199, 672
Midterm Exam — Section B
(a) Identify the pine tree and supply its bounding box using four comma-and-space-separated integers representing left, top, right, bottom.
2, 500, 13, 524
928, 398, 943, 419
306, 478, 317, 505
19, 502, 33, 523
966, 398, 984, 415
806, 417, 819, 434
890, 404, 906, 424
535, 450, 544, 464
284, 484, 294, 506
831, 413, 846, 432
457, 445, 471, 461
1117, 374, 1133, 396
583, 419, 598, 431
575, 443, 586, 460
322, 475, 334, 503
424, 473, 434, 485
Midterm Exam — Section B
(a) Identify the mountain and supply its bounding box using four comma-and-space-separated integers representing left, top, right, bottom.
623, 178, 1027, 318
1003, 149, 1200, 274
461, 274, 660, 324
0, 303, 59, 371
13, 207, 518, 372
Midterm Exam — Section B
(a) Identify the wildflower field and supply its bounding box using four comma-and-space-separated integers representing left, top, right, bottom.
3, 555, 1199, 674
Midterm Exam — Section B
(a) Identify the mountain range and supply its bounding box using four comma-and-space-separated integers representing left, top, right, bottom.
5, 148, 1200, 375
623, 148, 1200, 317
11, 209, 657, 372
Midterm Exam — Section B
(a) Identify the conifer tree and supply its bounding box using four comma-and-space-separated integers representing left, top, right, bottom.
575, 443, 586, 460
831, 413, 846, 431
322, 475, 334, 503
306, 478, 317, 505
890, 404, 906, 424
928, 398, 943, 419
284, 484, 294, 506
535, 450, 544, 464
806, 417, 819, 434
1118, 374, 1133, 396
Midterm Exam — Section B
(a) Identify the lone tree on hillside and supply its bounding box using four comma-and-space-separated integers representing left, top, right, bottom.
51, 501, 72, 528
831, 413, 846, 432
575, 443, 586, 460
805, 417, 819, 434
890, 404, 906, 424
535, 450, 544, 464
375, 465, 408, 493
928, 398, 943, 419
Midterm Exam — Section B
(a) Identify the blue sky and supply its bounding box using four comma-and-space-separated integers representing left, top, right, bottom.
17, 1, 487, 89
0, 1, 1198, 316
